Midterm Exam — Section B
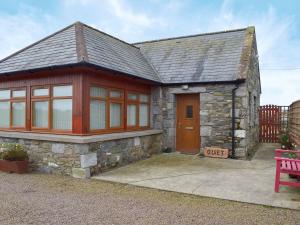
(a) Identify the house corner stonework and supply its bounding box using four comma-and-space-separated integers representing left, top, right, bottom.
0, 132, 162, 178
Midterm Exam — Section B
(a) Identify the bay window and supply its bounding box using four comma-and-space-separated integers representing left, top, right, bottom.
0, 81, 150, 135
90, 87, 124, 131
89, 86, 150, 132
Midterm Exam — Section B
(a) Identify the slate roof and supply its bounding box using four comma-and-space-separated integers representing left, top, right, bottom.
0, 22, 160, 82
0, 22, 253, 84
134, 29, 247, 83
0, 25, 78, 75
82, 25, 160, 82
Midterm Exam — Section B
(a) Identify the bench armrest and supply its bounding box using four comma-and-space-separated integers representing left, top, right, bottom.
274, 157, 300, 163
275, 149, 300, 157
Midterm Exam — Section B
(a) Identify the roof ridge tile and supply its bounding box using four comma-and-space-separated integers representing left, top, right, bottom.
75, 22, 89, 62
78, 21, 140, 50
133, 27, 249, 45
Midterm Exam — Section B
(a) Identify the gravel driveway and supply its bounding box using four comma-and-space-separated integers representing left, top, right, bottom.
0, 172, 299, 225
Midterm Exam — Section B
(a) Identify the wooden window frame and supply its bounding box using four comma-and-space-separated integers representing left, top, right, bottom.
0, 88, 27, 130
31, 84, 73, 133
108, 89, 124, 130
0, 89, 11, 130
89, 85, 125, 133
138, 93, 150, 129
89, 86, 108, 132
31, 86, 50, 131
126, 91, 139, 130
88, 85, 150, 134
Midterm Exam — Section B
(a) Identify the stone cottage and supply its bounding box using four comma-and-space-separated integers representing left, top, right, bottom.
0, 22, 260, 178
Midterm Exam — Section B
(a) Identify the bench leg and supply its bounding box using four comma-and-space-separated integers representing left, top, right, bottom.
274, 162, 281, 193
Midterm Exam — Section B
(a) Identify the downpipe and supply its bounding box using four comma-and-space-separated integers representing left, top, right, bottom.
231, 85, 238, 159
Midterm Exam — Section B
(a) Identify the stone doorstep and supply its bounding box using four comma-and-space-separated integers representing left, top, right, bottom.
0, 130, 163, 144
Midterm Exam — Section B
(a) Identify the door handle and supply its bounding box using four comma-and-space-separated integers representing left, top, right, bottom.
185, 126, 194, 130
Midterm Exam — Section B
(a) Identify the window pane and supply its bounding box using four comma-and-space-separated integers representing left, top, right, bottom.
12, 102, 25, 127
127, 104, 136, 126
33, 88, 49, 96
110, 90, 121, 98
0, 102, 10, 127
0, 90, 10, 100
128, 93, 137, 100
12, 90, 26, 98
33, 101, 49, 128
90, 100, 106, 130
110, 103, 121, 127
186, 105, 193, 118
90, 87, 106, 98
53, 85, 72, 97
140, 94, 149, 102
139, 104, 148, 126
53, 99, 72, 130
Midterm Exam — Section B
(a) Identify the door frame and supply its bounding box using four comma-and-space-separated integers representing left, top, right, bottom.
175, 93, 200, 153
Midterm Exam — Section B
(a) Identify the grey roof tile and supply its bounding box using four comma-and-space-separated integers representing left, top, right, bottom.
135, 29, 247, 83
0, 25, 78, 74
0, 22, 160, 82
0, 21, 250, 84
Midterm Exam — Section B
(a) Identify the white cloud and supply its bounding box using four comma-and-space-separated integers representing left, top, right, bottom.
60, 0, 166, 41
203, 1, 300, 105
0, 5, 57, 59
1, 0, 299, 105
109, 0, 153, 28
0, 15, 41, 59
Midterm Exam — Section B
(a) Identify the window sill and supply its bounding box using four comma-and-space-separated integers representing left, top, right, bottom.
0, 129, 163, 144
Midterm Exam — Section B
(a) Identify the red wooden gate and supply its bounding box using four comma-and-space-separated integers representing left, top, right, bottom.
259, 105, 289, 143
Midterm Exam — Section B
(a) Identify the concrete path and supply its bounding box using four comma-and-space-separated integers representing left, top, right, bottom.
93, 143, 300, 210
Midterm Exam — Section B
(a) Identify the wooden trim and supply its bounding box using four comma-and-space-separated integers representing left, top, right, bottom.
0, 68, 152, 135
31, 85, 50, 98
0, 88, 26, 130
30, 83, 73, 132
88, 83, 151, 133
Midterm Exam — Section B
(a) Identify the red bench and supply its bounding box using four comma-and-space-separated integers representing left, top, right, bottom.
275, 149, 300, 192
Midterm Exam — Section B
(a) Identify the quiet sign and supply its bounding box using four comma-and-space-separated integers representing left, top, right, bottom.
204, 147, 229, 159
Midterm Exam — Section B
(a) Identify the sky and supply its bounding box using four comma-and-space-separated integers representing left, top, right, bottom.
0, 0, 299, 105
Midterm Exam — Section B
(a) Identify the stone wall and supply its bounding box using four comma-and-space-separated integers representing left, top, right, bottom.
0, 132, 162, 178
149, 30, 261, 159
239, 36, 261, 158
151, 82, 259, 159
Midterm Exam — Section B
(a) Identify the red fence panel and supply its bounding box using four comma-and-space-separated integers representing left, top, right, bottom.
259, 105, 289, 143
289, 100, 300, 146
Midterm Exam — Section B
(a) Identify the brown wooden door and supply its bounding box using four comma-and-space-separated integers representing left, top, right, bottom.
176, 94, 200, 154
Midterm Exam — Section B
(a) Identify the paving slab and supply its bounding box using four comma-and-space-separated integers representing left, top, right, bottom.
93, 143, 300, 210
